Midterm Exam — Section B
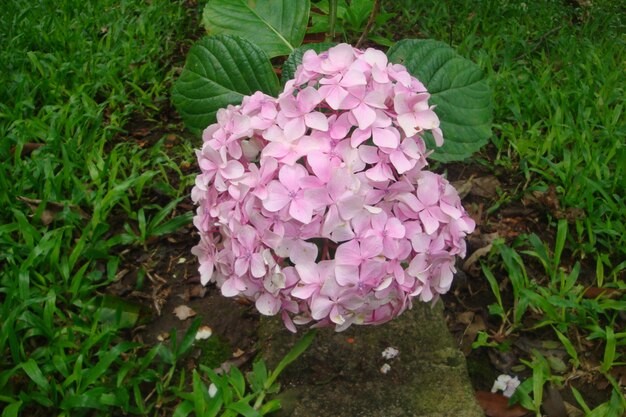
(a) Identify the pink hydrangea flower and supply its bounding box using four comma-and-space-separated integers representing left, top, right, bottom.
190, 44, 475, 332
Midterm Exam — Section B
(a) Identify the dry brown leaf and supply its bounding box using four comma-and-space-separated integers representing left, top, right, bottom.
543, 383, 567, 417
471, 176, 502, 199
475, 391, 531, 417
563, 401, 584, 417
181, 285, 208, 301
17, 195, 90, 224
452, 176, 476, 199
463, 243, 493, 274
173, 305, 197, 320
460, 314, 487, 356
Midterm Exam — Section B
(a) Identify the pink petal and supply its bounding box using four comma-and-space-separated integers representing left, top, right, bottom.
256, 293, 280, 316
432, 127, 444, 146
310, 296, 334, 320
284, 117, 306, 142
319, 85, 348, 110
365, 162, 393, 182
417, 173, 441, 206
279, 95, 300, 118
330, 112, 353, 140
279, 164, 306, 192
440, 201, 462, 219
221, 160, 244, 179
351, 128, 371, 148
337, 195, 364, 220
419, 210, 440, 235
372, 127, 399, 149
397, 113, 418, 137
360, 236, 383, 258
297, 87, 323, 113
250, 254, 266, 278
326, 43, 355, 70
352, 103, 377, 130
385, 218, 406, 238
389, 151, 413, 174
263, 181, 290, 212
335, 264, 359, 286
340, 69, 367, 87
307, 151, 331, 182
304, 111, 328, 131
335, 240, 362, 265
289, 199, 313, 224
414, 109, 440, 130
221, 277, 245, 297
291, 284, 318, 300
290, 241, 318, 265
234, 257, 249, 277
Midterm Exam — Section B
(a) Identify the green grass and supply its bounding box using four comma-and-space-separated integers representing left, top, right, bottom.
381, 0, 625, 415
0, 0, 199, 415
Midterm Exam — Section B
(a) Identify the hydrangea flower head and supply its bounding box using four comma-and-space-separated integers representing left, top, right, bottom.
191, 44, 475, 332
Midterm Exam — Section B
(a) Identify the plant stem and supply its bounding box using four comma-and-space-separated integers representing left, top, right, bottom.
356, 0, 380, 48
328, 0, 338, 41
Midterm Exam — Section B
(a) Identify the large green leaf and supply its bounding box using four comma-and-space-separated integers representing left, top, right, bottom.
172, 35, 279, 135
387, 39, 493, 162
202, 0, 310, 58
281, 42, 336, 85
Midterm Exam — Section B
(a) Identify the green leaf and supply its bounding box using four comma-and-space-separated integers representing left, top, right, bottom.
387, 39, 493, 162
281, 42, 336, 85
172, 35, 280, 135
173, 400, 194, 417
229, 366, 246, 398
21, 359, 49, 391
81, 342, 135, 389
202, 0, 310, 58
227, 401, 262, 417
1, 401, 22, 417
267, 330, 316, 388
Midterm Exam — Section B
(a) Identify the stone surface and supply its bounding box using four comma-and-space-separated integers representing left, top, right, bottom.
259, 301, 483, 417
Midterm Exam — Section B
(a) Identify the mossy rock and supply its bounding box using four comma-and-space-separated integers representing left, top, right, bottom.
259, 301, 483, 417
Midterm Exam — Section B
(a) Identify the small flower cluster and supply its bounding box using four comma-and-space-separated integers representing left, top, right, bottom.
191, 44, 475, 332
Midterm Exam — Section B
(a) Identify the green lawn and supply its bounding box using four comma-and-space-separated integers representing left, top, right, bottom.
0, 1, 198, 415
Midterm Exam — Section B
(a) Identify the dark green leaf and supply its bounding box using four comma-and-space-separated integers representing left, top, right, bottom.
173, 35, 279, 135
21, 359, 49, 391
202, 0, 310, 58
387, 39, 492, 162
227, 401, 262, 417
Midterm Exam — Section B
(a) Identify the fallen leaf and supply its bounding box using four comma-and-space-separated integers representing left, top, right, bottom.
460, 314, 487, 356
463, 243, 493, 276
563, 401, 584, 417
543, 383, 567, 417
157, 332, 170, 342
173, 305, 196, 320
17, 196, 90, 224
583, 287, 622, 299
195, 325, 213, 340
181, 285, 207, 301
471, 176, 502, 199
475, 391, 531, 417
